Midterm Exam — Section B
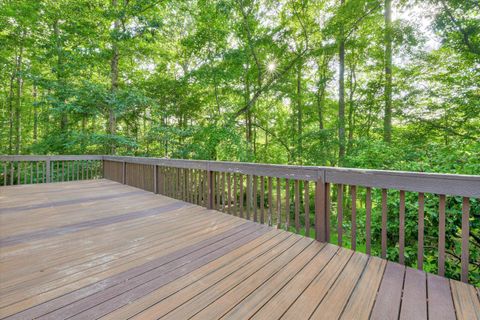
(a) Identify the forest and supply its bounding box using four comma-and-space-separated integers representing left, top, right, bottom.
0, 0, 479, 283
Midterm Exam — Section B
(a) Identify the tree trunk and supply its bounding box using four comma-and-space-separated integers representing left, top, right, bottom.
383, 0, 393, 142
33, 84, 38, 142
15, 45, 24, 154
54, 20, 68, 134
8, 66, 14, 154
347, 58, 357, 154
296, 58, 303, 164
109, 0, 120, 154
338, 0, 346, 164
317, 56, 329, 132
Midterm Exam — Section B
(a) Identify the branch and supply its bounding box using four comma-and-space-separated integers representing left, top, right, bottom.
344, 2, 382, 40
252, 122, 293, 157
440, 0, 479, 55
239, 1, 262, 87
232, 48, 308, 119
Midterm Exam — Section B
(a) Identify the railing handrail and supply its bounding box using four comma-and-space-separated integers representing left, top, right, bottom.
0, 155, 103, 161
1, 155, 479, 197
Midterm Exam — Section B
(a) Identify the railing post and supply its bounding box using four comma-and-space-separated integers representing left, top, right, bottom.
207, 170, 214, 209
46, 159, 51, 183
122, 161, 126, 184
315, 170, 328, 242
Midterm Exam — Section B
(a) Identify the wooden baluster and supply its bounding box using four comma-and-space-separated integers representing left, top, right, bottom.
213, 171, 218, 209
325, 183, 331, 242
276, 177, 281, 229
205, 170, 209, 206
191, 169, 195, 202
366, 187, 372, 255
246, 175, 251, 220
184, 168, 189, 201
10, 162, 14, 185
24, 162, 28, 184
36, 162, 39, 184
62, 161, 65, 181
197, 170, 200, 203
438, 194, 446, 275
181, 168, 185, 201
285, 179, 290, 230
227, 173, 232, 214
191, 169, 194, 202
294, 180, 300, 233
77, 161, 80, 180
199, 170, 203, 205
253, 175, 258, 222
304, 181, 310, 237
178, 168, 182, 200
170, 168, 174, 197
268, 177, 273, 226
260, 176, 265, 224
3, 162, 6, 186
399, 190, 405, 264
161, 167, 166, 195
233, 173, 238, 216
191, 169, 196, 203
351, 185, 357, 251
153, 165, 158, 194
17, 162, 21, 185
221, 172, 226, 212
171, 168, 174, 197
215, 172, 220, 210
207, 170, 213, 209
417, 192, 424, 270
337, 184, 344, 246
381, 189, 388, 259
42, 161, 46, 183
239, 174, 244, 218
461, 197, 470, 283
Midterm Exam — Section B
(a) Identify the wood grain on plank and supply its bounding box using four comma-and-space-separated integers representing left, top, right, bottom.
427, 273, 456, 320
370, 261, 405, 320
309, 251, 368, 319
340, 256, 386, 320
399, 268, 427, 320
280, 248, 353, 319
450, 279, 480, 319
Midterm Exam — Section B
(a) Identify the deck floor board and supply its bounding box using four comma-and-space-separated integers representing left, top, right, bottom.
1, 180, 478, 319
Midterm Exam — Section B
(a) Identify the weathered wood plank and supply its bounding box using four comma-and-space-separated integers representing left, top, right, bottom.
399, 268, 427, 320
427, 273, 456, 320
450, 279, 480, 319
340, 257, 386, 320
280, 248, 352, 319
370, 261, 405, 320
309, 252, 368, 319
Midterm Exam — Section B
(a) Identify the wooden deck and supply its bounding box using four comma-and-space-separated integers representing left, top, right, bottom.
0, 180, 479, 320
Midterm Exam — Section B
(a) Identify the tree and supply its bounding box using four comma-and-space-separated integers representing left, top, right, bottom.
383, 0, 392, 142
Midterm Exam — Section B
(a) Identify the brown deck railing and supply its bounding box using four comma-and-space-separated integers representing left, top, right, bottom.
0, 155, 103, 185
1, 155, 479, 285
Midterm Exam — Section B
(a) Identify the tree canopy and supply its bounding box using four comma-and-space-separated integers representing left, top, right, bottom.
1, 0, 478, 173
